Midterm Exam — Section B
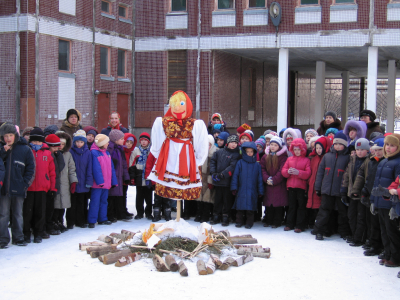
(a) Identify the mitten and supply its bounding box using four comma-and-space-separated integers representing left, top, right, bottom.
390, 195, 400, 204
208, 183, 214, 190
361, 187, 369, 197
315, 190, 321, 197
212, 174, 220, 182
70, 182, 76, 194
370, 203, 378, 215
341, 196, 349, 206
216, 173, 225, 181
389, 207, 399, 220
290, 168, 299, 175
232, 190, 237, 196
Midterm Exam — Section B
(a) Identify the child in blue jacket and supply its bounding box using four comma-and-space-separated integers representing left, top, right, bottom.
231, 142, 264, 229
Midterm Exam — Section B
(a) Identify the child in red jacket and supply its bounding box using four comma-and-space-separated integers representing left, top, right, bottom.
23, 128, 56, 244
282, 138, 311, 233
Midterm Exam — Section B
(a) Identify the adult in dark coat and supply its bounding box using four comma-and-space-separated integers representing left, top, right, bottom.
0, 123, 35, 248
260, 138, 288, 228
316, 111, 343, 136
359, 110, 383, 139
60, 109, 83, 138
101, 112, 129, 136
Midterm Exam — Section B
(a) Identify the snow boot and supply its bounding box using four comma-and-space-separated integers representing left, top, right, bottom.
88, 223, 95, 228
58, 222, 68, 233
364, 247, 382, 256
316, 234, 324, 240
397, 271, 400, 278
350, 241, 364, 247
164, 208, 172, 221
42, 231, 50, 239
221, 214, 229, 227
378, 251, 386, 259
24, 235, 31, 244
152, 208, 161, 222
33, 236, 42, 243
210, 214, 220, 225
98, 220, 112, 225
12, 240, 27, 246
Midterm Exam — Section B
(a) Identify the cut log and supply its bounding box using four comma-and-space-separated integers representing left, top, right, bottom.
206, 257, 216, 274
115, 253, 142, 267
86, 245, 117, 254
219, 257, 236, 270
152, 254, 170, 272
215, 230, 230, 238
102, 249, 132, 265
229, 237, 258, 244
178, 261, 188, 277
237, 250, 270, 259
121, 229, 136, 236
197, 260, 208, 275
236, 246, 270, 253
97, 234, 110, 243
79, 241, 107, 251
165, 255, 179, 272
104, 235, 122, 244
210, 254, 222, 268
231, 256, 245, 267
234, 244, 262, 249
90, 249, 118, 258
231, 234, 253, 238
243, 252, 254, 263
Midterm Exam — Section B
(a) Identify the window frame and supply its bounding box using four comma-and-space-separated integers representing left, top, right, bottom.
246, 0, 267, 10
214, 0, 236, 11
168, 0, 187, 13
298, 0, 320, 6
100, 46, 111, 76
58, 39, 71, 73
117, 49, 127, 78
101, 0, 113, 15
332, 0, 356, 4
118, 4, 129, 19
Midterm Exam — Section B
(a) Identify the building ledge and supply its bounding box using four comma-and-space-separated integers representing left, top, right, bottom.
58, 72, 75, 78
100, 75, 115, 81
101, 13, 116, 20
119, 18, 132, 24
330, 4, 358, 11
243, 9, 268, 15
118, 78, 131, 82
212, 10, 236, 15
295, 6, 321, 12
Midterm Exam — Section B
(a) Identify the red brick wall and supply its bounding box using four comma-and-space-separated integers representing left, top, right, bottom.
96, 0, 133, 37
0, 0, 16, 16
0, 33, 16, 123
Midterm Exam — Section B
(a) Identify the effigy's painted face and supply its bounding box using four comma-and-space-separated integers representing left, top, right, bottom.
171, 100, 187, 119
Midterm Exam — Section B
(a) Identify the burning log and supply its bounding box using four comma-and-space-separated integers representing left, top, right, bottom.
115, 253, 142, 267
178, 261, 188, 277
197, 260, 207, 275
206, 257, 216, 274
102, 249, 132, 265
153, 254, 170, 272
165, 255, 179, 272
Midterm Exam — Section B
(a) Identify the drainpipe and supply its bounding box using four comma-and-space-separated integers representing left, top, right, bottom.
91, 0, 96, 126
130, 0, 136, 131
16, 0, 21, 125
195, 0, 201, 120
35, 0, 40, 127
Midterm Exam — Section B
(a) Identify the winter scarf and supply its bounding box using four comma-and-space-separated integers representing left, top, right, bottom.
30, 143, 43, 151
137, 145, 150, 181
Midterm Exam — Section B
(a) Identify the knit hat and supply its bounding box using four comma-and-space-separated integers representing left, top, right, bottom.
263, 129, 272, 136
265, 134, 275, 141
333, 131, 348, 147
211, 113, 222, 122
227, 135, 239, 145
83, 126, 98, 137
244, 130, 254, 141
109, 129, 125, 143
73, 129, 87, 144
384, 133, 400, 158
270, 137, 283, 149
305, 128, 318, 138
369, 132, 383, 141
95, 134, 109, 148
324, 111, 337, 121
239, 132, 252, 142
139, 132, 151, 143
360, 110, 376, 122
325, 128, 338, 136
355, 138, 370, 151
29, 127, 45, 143
237, 123, 251, 135
22, 126, 34, 137
255, 138, 266, 149
66, 108, 80, 121
208, 135, 214, 146
371, 138, 384, 150
45, 134, 61, 147
43, 125, 59, 137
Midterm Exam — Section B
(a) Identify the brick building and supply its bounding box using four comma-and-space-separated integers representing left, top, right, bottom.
1, 1, 400, 136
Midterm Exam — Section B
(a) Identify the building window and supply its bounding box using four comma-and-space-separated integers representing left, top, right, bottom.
100, 47, 110, 76
101, 1, 112, 14
171, 0, 186, 12
119, 5, 127, 18
299, 0, 319, 5
168, 51, 187, 100
248, 0, 266, 8
117, 50, 126, 77
217, 0, 235, 10
59, 39, 70, 72
333, 0, 355, 3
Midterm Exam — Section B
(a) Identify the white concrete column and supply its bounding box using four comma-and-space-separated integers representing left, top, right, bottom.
315, 61, 326, 129
367, 46, 378, 112
387, 60, 397, 133
341, 71, 350, 127
277, 48, 289, 132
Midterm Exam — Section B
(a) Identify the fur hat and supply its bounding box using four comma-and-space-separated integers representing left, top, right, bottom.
211, 113, 222, 122
384, 133, 400, 158
227, 135, 239, 145
237, 123, 251, 135
360, 110, 376, 122
208, 134, 215, 146
22, 126, 34, 137
324, 111, 337, 121
45, 134, 61, 147
43, 125, 59, 137
333, 131, 348, 147
29, 127, 45, 143
355, 138, 370, 151
344, 120, 367, 145
73, 129, 87, 144
139, 132, 151, 143
270, 137, 283, 149
95, 134, 109, 148
0, 122, 19, 144
109, 129, 125, 143
371, 138, 384, 150
239, 132, 252, 142
66, 108, 80, 121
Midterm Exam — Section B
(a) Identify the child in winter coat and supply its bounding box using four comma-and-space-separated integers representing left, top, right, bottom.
123, 133, 137, 217
53, 131, 78, 231
83, 126, 98, 150
313, 131, 351, 241
283, 128, 302, 157
352, 138, 384, 256
68, 130, 93, 228
282, 138, 311, 233
340, 138, 370, 246
307, 136, 332, 228
89, 134, 118, 228
210, 135, 241, 226
24, 127, 57, 244
107, 130, 131, 222
369, 133, 400, 267
255, 138, 266, 161
130, 132, 153, 220
216, 132, 229, 149
231, 142, 264, 229
44, 134, 65, 236
344, 120, 367, 145
304, 129, 318, 156
260, 137, 288, 228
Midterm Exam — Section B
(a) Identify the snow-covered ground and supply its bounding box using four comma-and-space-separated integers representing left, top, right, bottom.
1, 186, 399, 300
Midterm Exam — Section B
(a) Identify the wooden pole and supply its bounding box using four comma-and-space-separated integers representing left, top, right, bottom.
176, 200, 181, 222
